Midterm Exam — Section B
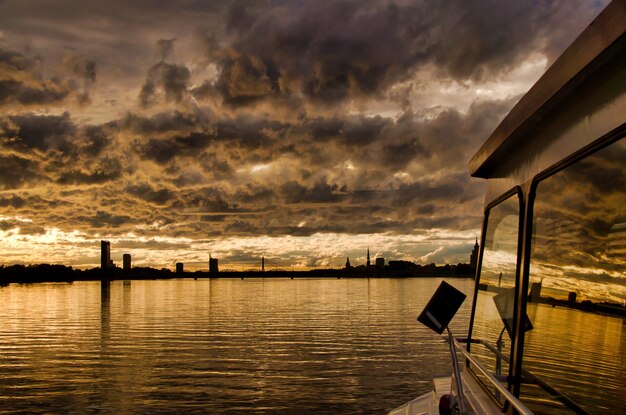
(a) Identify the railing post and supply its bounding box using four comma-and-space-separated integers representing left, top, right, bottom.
447, 327, 467, 415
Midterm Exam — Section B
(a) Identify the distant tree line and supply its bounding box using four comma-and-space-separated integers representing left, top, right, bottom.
0, 264, 173, 284
0, 261, 476, 284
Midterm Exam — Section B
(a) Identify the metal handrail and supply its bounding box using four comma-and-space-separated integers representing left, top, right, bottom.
446, 328, 467, 414
451, 337, 534, 415
463, 338, 591, 415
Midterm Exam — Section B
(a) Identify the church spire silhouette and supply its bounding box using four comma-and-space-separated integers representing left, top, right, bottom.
366, 248, 371, 267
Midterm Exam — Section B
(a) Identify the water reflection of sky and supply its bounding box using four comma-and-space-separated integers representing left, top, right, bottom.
0, 278, 476, 414
482, 203, 519, 286
480, 249, 517, 281
530, 139, 626, 305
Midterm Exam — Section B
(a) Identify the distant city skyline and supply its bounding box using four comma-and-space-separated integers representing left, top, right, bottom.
95, 240, 476, 272
0, 1, 607, 268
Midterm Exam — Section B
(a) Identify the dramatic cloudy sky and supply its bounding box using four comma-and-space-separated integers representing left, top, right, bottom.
0, 0, 608, 269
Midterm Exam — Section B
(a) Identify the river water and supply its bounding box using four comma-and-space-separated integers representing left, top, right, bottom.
0, 278, 474, 414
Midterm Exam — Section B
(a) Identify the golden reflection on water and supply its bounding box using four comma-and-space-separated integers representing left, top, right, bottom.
522, 303, 626, 414
0, 278, 473, 414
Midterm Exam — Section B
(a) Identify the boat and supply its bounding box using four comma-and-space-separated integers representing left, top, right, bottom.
389, 1, 626, 414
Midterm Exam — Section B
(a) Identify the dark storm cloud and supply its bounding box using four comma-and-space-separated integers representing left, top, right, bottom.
197, 152, 233, 176
156, 38, 177, 62
0, 155, 42, 189
0, 87, 507, 239
139, 62, 191, 107
214, 115, 284, 148
0, 79, 68, 106
83, 125, 111, 157
0, 112, 124, 191
56, 158, 123, 185
126, 183, 174, 206
280, 180, 344, 204
65, 55, 97, 83
0, 47, 98, 108
123, 111, 204, 135
380, 139, 427, 169
0, 194, 25, 209
136, 132, 213, 164
15, 223, 47, 235
194, 0, 603, 107
0, 0, 609, 266
234, 186, 275, 205
62, 54, 97, 105
171, 188, 232, 213
214, 52, 277, 105
0, 221, 16, 232
216, 1, 424, 103
5, 113, 76, 152
0, 49, 49, 106
425, 0, 551, 80
127, 110, 286, 164
305, 115, 387, 145
87, 210, 133, 228
190, 81, 220, 102
389, 180, 466, 208
0, 48, 38, 71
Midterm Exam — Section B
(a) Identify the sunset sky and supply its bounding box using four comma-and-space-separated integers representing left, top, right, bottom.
0, 0, 608, 270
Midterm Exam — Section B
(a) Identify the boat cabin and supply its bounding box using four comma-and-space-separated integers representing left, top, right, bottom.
468, 1, 626, 413
391, 1, 626, 414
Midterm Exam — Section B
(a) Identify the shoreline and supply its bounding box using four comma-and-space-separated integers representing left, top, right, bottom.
0, 265, 475, 285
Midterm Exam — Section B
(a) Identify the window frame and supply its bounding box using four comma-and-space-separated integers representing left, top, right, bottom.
467, 186, 525, 408
515, 126, 626, 412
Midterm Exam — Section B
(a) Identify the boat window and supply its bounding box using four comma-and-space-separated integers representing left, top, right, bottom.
521, 137, 626, 414
469, 193, 520, 406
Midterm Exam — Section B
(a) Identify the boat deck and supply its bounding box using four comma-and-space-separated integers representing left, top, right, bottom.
388, 373, 504, 415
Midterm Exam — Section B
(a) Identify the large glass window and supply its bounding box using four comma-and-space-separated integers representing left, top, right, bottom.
521, 138, 626, 414
470, 194, 520, 404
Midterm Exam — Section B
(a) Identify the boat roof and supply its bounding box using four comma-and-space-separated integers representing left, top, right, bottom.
469, 0, 626, 178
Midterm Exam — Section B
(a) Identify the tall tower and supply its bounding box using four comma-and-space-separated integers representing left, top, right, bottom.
123, 253, 131, 271
470, 238, 479, 270
209, 257, 219, 273
101, 240, 111, 269
345, 257, 351, 269
262, 256, 265, 272
366, 248, 371, 267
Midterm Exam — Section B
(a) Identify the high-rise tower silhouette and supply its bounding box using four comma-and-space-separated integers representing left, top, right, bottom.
470, 238, 479, 270
101, 240, 112, 269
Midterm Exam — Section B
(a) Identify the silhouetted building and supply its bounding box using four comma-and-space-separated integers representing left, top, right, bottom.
101, 240, 113, 269
176, 262, 184, 273
345, 257, 351, 269
209, 257, 219, 273
388, 260, 417, 272
568, 291, 577, 305
366, 248, 371, 267
262, 256, 265, 272
123, 254, 131, 271
375, 257, 385, 271
470, 239, 479, 270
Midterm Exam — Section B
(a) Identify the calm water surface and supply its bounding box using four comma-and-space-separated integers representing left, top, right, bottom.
0, 278, 473, 414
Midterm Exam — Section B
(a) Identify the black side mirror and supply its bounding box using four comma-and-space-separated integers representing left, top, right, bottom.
418, 281, 466, 334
